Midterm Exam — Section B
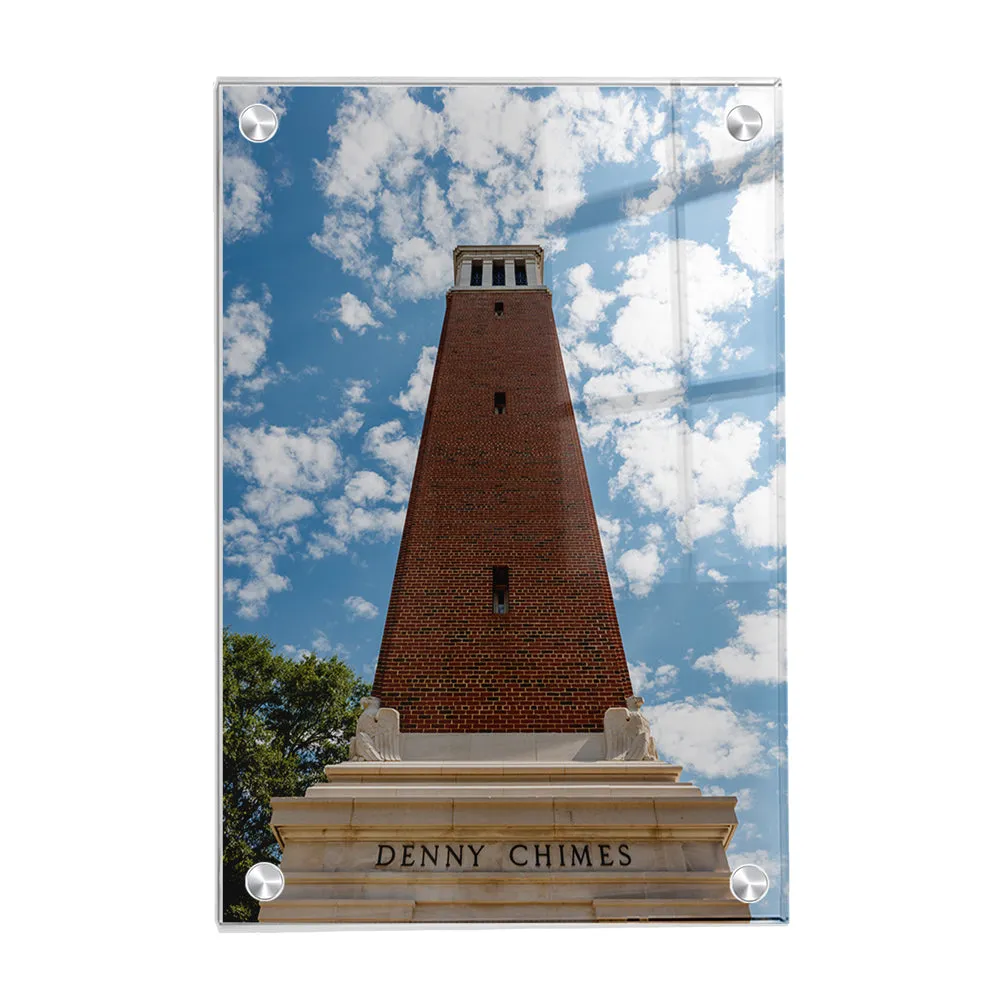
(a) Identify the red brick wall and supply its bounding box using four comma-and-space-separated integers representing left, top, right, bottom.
372, 288, 633, 732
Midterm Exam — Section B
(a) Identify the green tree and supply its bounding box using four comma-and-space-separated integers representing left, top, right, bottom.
222, 629, 369, 921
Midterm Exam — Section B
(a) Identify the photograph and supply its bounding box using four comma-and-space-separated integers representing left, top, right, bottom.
219, 82, 786, 923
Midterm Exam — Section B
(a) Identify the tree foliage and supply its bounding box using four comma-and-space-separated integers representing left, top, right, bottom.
222, 629, 369, 921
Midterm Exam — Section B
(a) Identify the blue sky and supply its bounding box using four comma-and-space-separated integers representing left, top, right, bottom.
221, 83, 786, 918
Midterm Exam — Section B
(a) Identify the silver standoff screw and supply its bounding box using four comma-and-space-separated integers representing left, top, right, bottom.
245, 861, 285, 901
726, 105, 763, 141
239, 104, 279, 143
730, 863, 769, 902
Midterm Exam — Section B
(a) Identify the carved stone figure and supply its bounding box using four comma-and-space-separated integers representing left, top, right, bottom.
348, 696, 401, 762
603, 695, 658, 761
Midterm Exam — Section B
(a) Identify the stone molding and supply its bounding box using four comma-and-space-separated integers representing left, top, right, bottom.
319, 760, 686, 784
396, 731, 609, 762
263, 759, 747, 923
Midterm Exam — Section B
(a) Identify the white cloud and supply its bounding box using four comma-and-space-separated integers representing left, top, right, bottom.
326, 410, 364, 438
676, 503, 729, 549
694, 606, 785, 684
222, 512, 294, 618
304, 532, 347, 559
223, 399, 264, 417
624, 143, 682, 219
617, 524, 666, 597
315, 380, 371, 438
343, 379, 371, 405
311, 630, 333, 656
344, 470, 390, 504
560, 263, 622, 387
564, 247, 773, 550
562, 263, 616, 344
310, 210, 376, 283
228, 573, 288, 619
645, 696, 768, 778
224, 425, 343, 492
316, 88, 443, 209
628, 661, 650, 693
223, 287, 271, 379
391, 346, 437, 413
625, 93, 744, 222
610, 238, 754, 375
655, 663, 678, 685
610, 412, 763, 548
344, 595, 379, 620
222, 514, 257, 539
733, 464, 784, 550
364, 420, 418, 482
308, 421, 418, 555
338, 292, 381, 332
768, 399, 785, 438
242, 487, 316, 527
566, 237, 757, 465
728, 176, 782, 279
311, 86, 656, 307
393, 237, 454, 299
629, 660, 677, 695
222, 153, 270, 242
322, 497, 407, 544
706, 568, 728, 583
221, 402, 363, 602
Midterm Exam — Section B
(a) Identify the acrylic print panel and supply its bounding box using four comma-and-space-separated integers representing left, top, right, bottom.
219, 81, 786, 924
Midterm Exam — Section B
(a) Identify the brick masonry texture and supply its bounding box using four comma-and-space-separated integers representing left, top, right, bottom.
372, 288, 634, 732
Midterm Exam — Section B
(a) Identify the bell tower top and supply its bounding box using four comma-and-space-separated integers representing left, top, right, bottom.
452, 245, 545, 290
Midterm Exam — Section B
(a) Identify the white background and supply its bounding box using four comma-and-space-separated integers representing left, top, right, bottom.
3, 2, 997, 996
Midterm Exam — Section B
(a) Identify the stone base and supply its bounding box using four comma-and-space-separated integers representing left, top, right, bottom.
400, 731, 606, 761
263, 759, 749, 923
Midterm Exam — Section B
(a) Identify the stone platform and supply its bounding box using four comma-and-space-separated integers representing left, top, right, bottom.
262, 759, 748, 923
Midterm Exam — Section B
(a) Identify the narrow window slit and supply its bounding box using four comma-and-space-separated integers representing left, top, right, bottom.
494, 391, 506, 415
492, 566, 509, 614
494, 301, 504, 317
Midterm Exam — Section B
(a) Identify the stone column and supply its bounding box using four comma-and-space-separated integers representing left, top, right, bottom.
526, 258, 539, 287
505, 258, 516, 288
459, 259, 472, 287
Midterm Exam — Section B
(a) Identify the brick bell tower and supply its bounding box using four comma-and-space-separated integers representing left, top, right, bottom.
263, 247, 748, 923
372, 245, 632, 733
